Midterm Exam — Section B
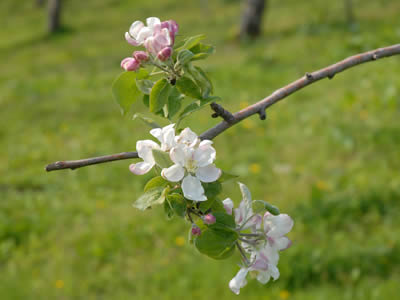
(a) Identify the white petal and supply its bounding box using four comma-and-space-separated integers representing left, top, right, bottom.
222, 198, 234, 215
161, 164, 185, 182
160, 28, 172, 46
260, 244, 280, 266
256, 270, 271, 285
150, 128, 163, 143
272, 236, 292, 251
170, 146, 186, 166
125, 32, 140, 46
235, 182, 253, 227
264, 213, 294, 238
129, 162, 153, 175
146, 17, 161, 29
199, 140, 213, 147
194, 144, 216, 167
269, 264, 280, 281
136, 140, 160, 164
129, 21, 144, 38
176, 128, 198, 146
195, 164, 221, 182
182, 175, 206, 201
229, 268, 249, 295
136, 27, 152, 43
162, 124, 176, 150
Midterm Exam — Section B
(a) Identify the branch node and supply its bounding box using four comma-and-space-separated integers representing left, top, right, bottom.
372, 53, 378, 60
328, 73, 335, 80
258, 109, 267, 120
305, 72, 313, 80
210, 102, 235, 123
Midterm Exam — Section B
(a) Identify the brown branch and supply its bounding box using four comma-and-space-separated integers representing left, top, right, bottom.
45, 44, 400, 172
210, 102, 235, 123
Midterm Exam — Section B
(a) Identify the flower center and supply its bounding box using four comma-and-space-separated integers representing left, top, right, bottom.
186, 159, 198, 173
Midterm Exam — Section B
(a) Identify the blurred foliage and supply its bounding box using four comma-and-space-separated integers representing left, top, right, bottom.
0, 0, 399, 299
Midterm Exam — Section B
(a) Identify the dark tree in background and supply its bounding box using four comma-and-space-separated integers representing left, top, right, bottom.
48, 0, 62, 33
344, 0, 355, 24
240, 0, 267, 39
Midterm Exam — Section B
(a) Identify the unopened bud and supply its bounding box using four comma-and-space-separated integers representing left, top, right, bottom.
120, 57, 140, 71
157, 47, 172, 61
133, 51, 149, 62
191, 225, 201, 236
203, 213, 216, 225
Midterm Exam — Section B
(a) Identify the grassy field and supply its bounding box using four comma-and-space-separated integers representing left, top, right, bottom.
1, 0, 400, 299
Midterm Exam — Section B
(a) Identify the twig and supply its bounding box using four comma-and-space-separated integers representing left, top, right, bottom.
45, 44, 400, 172
210, 102, 235, 123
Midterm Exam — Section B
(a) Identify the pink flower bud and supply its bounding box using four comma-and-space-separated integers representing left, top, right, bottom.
191, 226, 201, 236
203, 213, 216, 225
157, 47, 172, 61
120, 57, 140, 71
133, 51, 149, 62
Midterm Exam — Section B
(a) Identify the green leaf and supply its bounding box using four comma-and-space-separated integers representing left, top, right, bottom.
209, 211, 236, 230
178, 101, 200, 120
175, 34, 206, 52
194, 227, 238, 260
152, 149, 174, 169
144, 176, 168, 192
186, 65, 213, 99
199, 198, 215, 214
176, 76, 202, 99
112, 70, 148, 115
150, 78, 172, 113
132, 113, 161, 129
167, 87, 183, 119
253, 200, 280, 216
176, 49, 194, 66
133, 186, 166, 211
189, 43, 215, 61
142, 94, 149, 108
167, 193, 186, 217
203, 181, 222, 199
136, 79, 154, 95
210, 199, 227, 213
218, 171, 239, 183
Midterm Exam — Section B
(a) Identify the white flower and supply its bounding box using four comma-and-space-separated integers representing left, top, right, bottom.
263, 212, 293, 251
229, 268, 249, 295
125, 17, 161, 46
129, 140, 160, 175
129, 124, 176, 175
161, 128, 221, 201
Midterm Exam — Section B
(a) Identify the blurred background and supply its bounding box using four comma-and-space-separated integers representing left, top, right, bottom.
1, 0, 400, 299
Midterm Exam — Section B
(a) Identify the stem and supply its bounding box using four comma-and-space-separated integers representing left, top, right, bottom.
235, 241, 250, 266
239, 233, 261, 237
45, 44, 400, 171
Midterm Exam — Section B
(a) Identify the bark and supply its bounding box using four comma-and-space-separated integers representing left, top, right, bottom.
240, 0, 267, 39
48, 0, 62, 33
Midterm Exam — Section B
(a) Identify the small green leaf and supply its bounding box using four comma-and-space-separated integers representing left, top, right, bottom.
144, 176, 168, 192
176, 49, 194, 66
112, 71, 144, 115
142, 94, 149, 108
166, 87, 183, 119
176, 76, 202, 99
132, 113, 161, 129
209, 211, 236, 230
189, 43, 215, 61
186, 65, 213, 99
136, 79, 154, 95
150, 78, 172, 113
175, 34, 206, 52
133, 186, 166, 211
178, 101, 200, 120
167, 193, 186, 217
194, 227, 238, 260
203, 181, 222, 199
253, 200, 280, 216
152, 149, 173, 169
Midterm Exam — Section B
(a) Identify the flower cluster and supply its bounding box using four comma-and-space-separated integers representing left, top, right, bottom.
130, 124, 221, 201
121, 17, 179, 71
223, 183, 293, 295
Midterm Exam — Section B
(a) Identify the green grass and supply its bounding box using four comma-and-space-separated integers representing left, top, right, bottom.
1, 0, 400, 299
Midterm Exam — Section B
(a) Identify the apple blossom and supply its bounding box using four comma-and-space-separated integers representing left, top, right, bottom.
263, 212, 293, 251
125, 17, 161, 46
203, 213, 216, 225
191, 225, 201, 236
161, 128, 221, 201
144, 28, 173, 60
133, 51, 149, 62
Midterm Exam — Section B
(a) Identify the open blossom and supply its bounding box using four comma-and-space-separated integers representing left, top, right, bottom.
144, 28, 173, 61
129, 124, 176, 175
161, 128, 221, 201
125, 17, 161, 46
223, 183, 293, 295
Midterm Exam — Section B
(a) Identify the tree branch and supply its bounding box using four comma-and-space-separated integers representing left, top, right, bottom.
45, 44, 400, 172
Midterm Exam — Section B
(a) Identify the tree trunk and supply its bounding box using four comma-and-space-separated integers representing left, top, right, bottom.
240, 0, 267, 39
344, 0, 355, 24
48, 0, 62, 33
